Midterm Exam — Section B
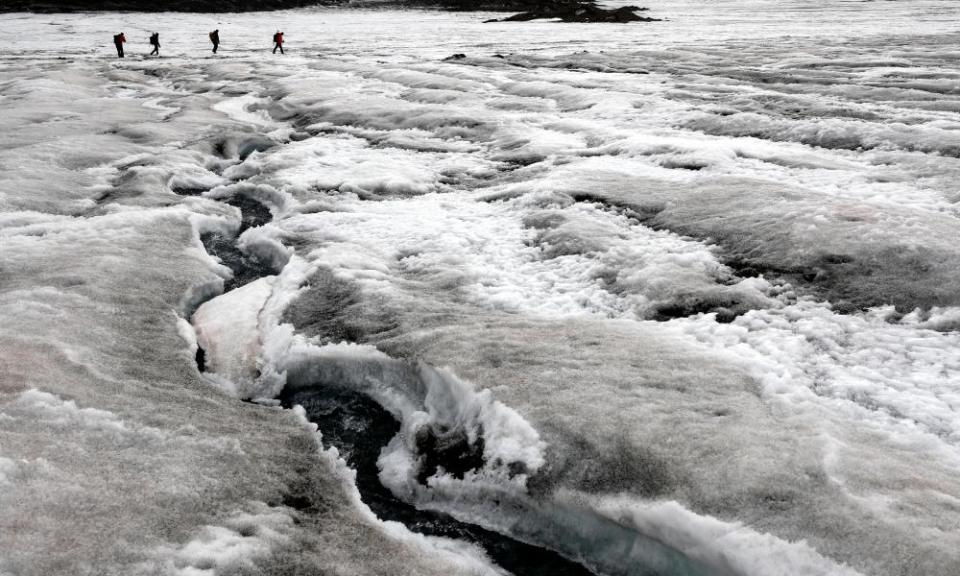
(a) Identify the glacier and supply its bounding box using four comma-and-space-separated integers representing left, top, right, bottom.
2, 1, 960, 575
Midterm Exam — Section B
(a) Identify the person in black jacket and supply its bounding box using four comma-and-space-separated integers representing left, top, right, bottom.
149, 32, 160, 56
209, 29, 220, 54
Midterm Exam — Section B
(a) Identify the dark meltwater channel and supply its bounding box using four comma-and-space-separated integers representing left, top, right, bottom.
200, 193, 276, 292
190, 189, 599, 574
191, 192, 278, 373
188, 181, 708, 576
280, 386, 601, 576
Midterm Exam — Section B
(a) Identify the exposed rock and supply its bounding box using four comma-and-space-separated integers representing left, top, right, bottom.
487, 2, 659, 23
2, 0, 658, 21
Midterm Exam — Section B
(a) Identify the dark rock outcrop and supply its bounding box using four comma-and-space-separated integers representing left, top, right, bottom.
486, 2, 659, 23
2, 0, 657, 20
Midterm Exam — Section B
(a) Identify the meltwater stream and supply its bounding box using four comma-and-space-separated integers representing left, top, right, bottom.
191, 191, 604, 576
280, 386, 601, 576
200, 193, 276, 292
190, 186, 716, 576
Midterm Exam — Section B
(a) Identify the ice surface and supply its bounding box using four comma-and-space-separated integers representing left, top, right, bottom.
4, 1, 960, 575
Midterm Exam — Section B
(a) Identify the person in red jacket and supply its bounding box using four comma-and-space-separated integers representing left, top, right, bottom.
272, 31, 284, 54
113, 32, 126, 58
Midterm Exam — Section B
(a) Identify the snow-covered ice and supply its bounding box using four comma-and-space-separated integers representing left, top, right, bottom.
3, 1, 960, 575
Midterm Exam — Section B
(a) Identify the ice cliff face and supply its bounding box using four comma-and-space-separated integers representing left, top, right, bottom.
3, 2, 960, 576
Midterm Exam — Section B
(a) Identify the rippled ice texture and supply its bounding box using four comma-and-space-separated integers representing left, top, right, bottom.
2, 1, 960, 576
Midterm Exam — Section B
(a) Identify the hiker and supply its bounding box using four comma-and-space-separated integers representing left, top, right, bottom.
272, 31, 284, 54
113, 32, 126, 58
149, 32, 160, 56
209, 29, 220, 54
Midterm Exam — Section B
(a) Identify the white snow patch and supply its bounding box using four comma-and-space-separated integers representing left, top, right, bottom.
591, 495, 865, 576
